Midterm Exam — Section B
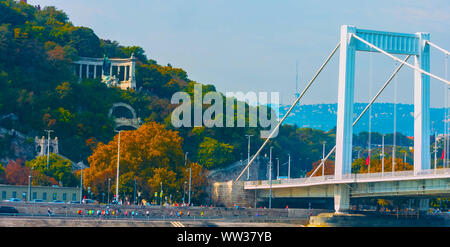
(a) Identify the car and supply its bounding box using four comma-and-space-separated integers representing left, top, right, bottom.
0, 206, 19, 214
30, 199, 44, 203
82, 199, 97, 204
69, 201, 81, 204
51, 200, 65, 204
3, 198, 21, 202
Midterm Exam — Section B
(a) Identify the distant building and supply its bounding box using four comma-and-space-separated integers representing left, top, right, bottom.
73, 54, 136, 90
0, 184, 79, 202
35, 136, 59, 156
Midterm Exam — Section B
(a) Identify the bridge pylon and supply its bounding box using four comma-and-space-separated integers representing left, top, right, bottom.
335, 25, 431, 212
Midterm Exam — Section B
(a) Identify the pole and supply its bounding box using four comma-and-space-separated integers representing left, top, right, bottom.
288, 154, 291, 180
80, 168, 83, 204
188, 166, 192, 206
107, 178, 111, 204
322, 141, 326, 177
44, 130, 53, 169
28, 167, 33, 201
269, 147, 272, 209
185, 152, 192, 206
134, 177, 137, 205
245, 135, 253, 180
115, 130, 121, 203
160, 182, 163, 206
183, 181, 186, 205
434, 132, 437, 174
382, 135, 385, 177
276, 158, 279, 180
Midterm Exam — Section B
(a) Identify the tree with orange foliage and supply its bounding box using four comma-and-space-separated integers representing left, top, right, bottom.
84, 122, 184, 201
4, 159, 28, 185
306, 159, 335, 177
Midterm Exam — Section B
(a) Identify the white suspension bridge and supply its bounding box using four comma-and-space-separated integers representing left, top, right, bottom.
235, 25, 450, 213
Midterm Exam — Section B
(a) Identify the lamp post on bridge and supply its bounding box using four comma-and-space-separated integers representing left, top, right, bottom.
276, 157, 279, 180
245, 135, 253, 180
434, 131, 438, 174
322, 141, 326, 178
269, 147, 273, 209
288, 153, 291, 180
381, 135, 385, 177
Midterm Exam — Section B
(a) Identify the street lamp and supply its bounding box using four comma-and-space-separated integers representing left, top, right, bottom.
245, 134, 253, 180
185, 152, 192, 206
28, 166, 34, 201
80, 165, 85, 204
114, 130, 122, 204
276, 157, 279, 180
107, 178, 111, 205
160, 181, 163, 206
288, 154, 291, 180
183, 181, 187, 205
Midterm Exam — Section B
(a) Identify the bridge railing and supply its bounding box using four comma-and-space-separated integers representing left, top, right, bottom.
245, 168, 450, 188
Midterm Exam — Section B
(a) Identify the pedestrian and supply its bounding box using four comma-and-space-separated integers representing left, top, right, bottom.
187, 211, 190, 217
47, 208, 53, 217
146, 211, 149, 217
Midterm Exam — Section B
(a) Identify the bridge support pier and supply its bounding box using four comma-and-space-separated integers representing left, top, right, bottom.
334, 184, 350, 213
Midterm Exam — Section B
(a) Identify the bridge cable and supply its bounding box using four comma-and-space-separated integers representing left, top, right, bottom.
426, 41, 450, 56
233, 42, 341, 183
306, 55, 411, 179
352, 34, 450, 85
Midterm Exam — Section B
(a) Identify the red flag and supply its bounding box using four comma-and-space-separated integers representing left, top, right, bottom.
441, 149, 445, 160
365, 156, 370, 166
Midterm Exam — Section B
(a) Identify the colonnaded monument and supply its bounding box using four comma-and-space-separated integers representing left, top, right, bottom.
73, 54, 136, 90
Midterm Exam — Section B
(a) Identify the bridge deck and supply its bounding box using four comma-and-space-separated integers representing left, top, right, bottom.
245, 168, 450, 190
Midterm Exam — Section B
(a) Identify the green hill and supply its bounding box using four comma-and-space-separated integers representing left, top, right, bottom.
0, 0, 339, 176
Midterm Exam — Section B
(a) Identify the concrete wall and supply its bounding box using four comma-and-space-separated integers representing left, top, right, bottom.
211, 181, 256, 208
1, 202, 292, 218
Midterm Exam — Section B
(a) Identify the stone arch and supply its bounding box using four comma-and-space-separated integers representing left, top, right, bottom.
108, 102, 137, 120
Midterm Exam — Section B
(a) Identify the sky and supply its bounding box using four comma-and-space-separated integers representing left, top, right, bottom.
29, 0, 450, 107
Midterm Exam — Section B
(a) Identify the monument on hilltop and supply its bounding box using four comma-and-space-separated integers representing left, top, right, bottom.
73, 54, 136, 90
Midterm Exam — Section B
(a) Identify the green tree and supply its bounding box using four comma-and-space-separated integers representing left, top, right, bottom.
25, 153, 78, 187
197, 137, 234, 169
